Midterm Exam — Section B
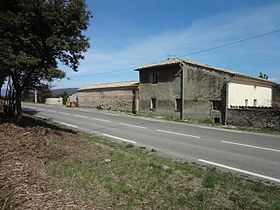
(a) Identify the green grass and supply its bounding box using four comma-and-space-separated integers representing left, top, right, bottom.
40, 132, 280, 209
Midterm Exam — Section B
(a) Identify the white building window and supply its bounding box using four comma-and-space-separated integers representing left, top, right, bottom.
151, 98, 156, 110
245, 99, 248, 107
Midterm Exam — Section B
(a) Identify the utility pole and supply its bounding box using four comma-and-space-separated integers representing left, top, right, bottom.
34, 89, 38, 103
180, 63, 185, 120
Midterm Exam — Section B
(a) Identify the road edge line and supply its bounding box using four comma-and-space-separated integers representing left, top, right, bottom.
198, 159, 280, 183
102, 134, 136, 144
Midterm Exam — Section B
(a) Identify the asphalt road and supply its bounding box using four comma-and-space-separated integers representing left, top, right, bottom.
22, 102, 280, 184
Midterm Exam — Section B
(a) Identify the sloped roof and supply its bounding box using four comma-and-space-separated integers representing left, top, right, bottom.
78, 81, 139, 91
136, 58, 275, 84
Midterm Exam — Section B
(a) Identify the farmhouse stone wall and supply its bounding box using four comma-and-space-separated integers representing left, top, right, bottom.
78, 89, 136, 113
138, 63, 229, 121
139, 65, 181, 117
183, 64, 229, 121
227, 108, 280, 130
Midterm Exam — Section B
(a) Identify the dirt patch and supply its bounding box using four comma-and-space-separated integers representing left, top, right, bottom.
0, 123, 84, 209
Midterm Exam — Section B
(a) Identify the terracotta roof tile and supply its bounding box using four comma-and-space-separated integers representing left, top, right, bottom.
136, 58, 275, 84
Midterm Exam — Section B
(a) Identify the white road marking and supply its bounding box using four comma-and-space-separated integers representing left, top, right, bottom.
157, 129, 200, 138
119, 122, 146, 129
102, 134, 136, 144
73, 114, 88, 118
54, 121, 78, 128
221, 140, 280, 153
36, 115, 47, 119
198, 159, 280, 183
102, 112, 119, 116
78, 108, 91, 112
58, 111, 71, 115
91, 117, 111, 123
47, 110, 57, 113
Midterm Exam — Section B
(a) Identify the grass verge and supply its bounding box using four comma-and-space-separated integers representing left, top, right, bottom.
40, 131, 280, 209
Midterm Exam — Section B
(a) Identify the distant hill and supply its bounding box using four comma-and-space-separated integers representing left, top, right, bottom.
0, 88, 78, 97
51, 88, 78, 96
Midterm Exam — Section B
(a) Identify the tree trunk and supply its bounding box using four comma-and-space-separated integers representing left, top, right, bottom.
0, 75, 5, 97
15, 90, 23, 122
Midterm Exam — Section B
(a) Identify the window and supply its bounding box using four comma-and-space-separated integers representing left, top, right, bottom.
245, 99, 248, 106
211, 100, 221, 110
151, 73, 158, 84
188, 69, 194, 79
175, 98, 182, 111
151, 98, 156, 110
253, 99, 257, 107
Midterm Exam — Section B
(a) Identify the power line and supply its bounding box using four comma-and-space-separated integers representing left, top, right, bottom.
179, 29, 280, 57
69, 28, 280, 79
68, 67, 134, 78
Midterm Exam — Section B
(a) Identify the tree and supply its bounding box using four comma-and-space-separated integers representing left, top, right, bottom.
259, 72, 268, 80
53, 91, 69, 105
0, 0, 91, 121
0, 65, 8, 96
22, 84, 52, 103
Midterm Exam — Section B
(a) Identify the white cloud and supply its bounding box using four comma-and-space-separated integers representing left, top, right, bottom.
56, 2, 280, 88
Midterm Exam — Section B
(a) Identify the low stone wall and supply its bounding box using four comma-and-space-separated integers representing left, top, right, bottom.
45, 98, 63, 105
78, 89, 135, 113
227, 108, 280, 130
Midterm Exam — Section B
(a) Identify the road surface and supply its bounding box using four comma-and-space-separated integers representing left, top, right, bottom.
22, 103, 280, 184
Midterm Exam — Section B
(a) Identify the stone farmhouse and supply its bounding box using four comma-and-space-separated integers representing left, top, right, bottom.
77, 81, 139, 113
77, 58, 278, 126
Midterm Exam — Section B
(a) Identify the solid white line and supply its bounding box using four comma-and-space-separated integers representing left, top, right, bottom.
157, 129, 200, 138
91, 117, 111, 123
221, 140, 280, 153
73, 114, 88, 118
36, 115, 47, 119
59, 111, 71, 115
102, 134, 136, 144
102, 112, 119, 116
198, 159, 280, 183
119, 122, 146, 129
54, 121, 78, 128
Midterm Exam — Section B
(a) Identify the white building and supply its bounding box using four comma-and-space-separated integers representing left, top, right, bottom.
228, 77, 273, 108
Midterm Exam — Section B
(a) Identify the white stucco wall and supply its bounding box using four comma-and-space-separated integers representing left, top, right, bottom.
228, 82, 272, 108
45, 97, 63, 105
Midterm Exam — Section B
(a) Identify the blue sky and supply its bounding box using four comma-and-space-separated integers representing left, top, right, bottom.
55, 0, 280, 89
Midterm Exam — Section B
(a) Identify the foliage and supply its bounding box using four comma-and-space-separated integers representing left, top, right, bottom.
22, 84, 53, 103
0, 0, 91, 121
0, 68, 7, 92
259, 72, 268, 80
55, 91, 69, 105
